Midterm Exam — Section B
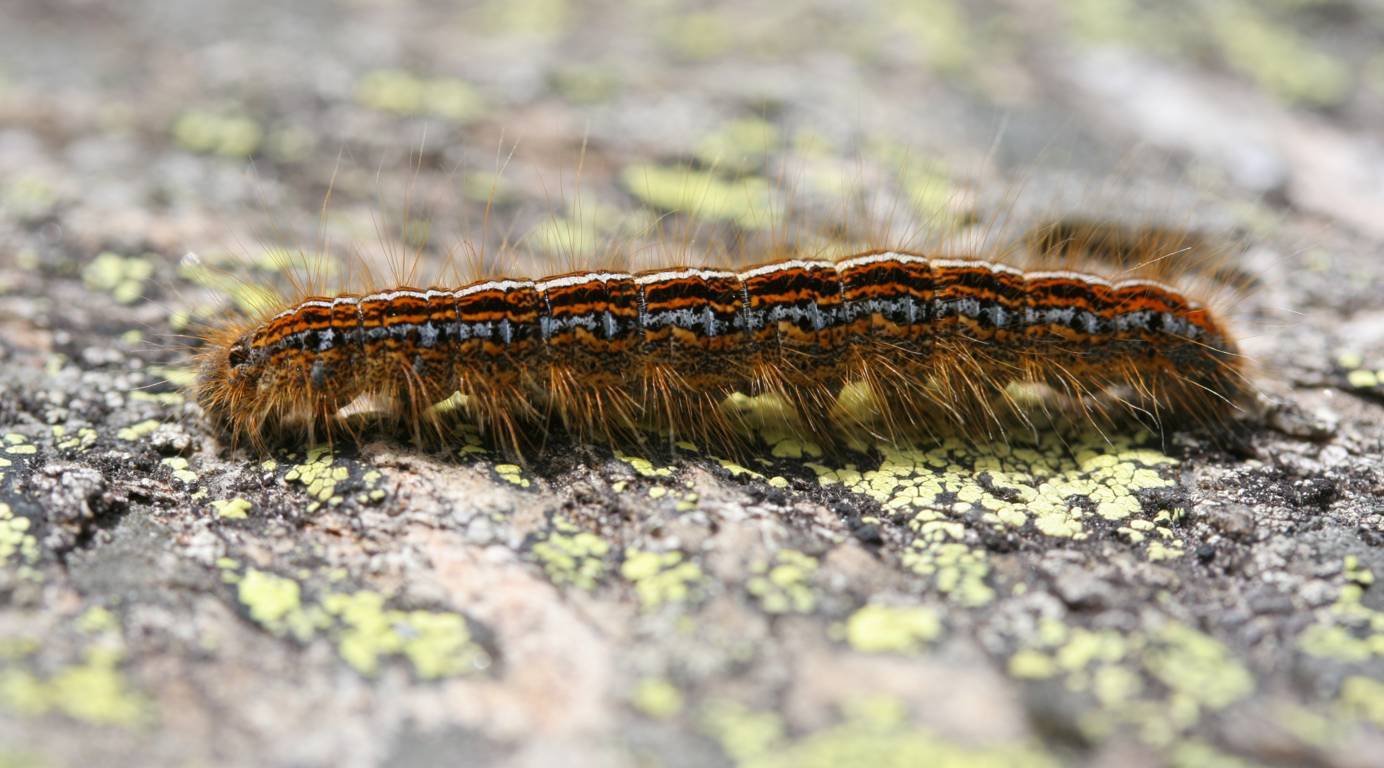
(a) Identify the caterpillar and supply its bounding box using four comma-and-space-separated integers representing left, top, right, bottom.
193, 219, 1251, 457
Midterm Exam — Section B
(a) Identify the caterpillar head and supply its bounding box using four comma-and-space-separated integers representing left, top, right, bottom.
195, 328, 269, 444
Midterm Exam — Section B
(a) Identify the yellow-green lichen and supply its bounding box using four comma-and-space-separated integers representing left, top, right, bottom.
703, 696, 1056, 768
238, 568, 318, 641
0, 751, 50, 768
530, 216, 602, 258
53, 426, 98, 453
902, 539, 995, 607
1297, 556, 1384, 662
115, 419, 161, 442
2, 173, 60, 217
1008, 618, 1253, 747
700, 701, 786, 763
1272, 701, 1345, 752
695, 117, 781, 174
623, 164, 775, 230
815, 432, 1185, 602
1209, 1, 1351, 107
660, 10, 737, 61
1144, 622, 1254, 711
0, 647, 149, 728
721, 392, 829, 458
75, 607, 117, 635
478, 0, 569, 39
172, 109, 263, 157
716, 457, 766, 480
128, 391, 183, 406
621, 549, 705, 609
232, 566, 488, 679
1169, 741, 1257, 768
283, 447, 350, 506
160, 457, 197, 484
1339, 675, 1384, 727
321, 591, 489, 679
529, 200, 642, 258
1, 433, 33, 457
0, 617, 148, 731
266, 124, 314, 162
842, 604, 942, 653
0, 638, 38, 660
530, 516, 611, 590
494, 463, 531, 488
901, 163, 961, 223
149, 366, 197, 388
615, 450, 674, 478
1062, 0, 1147, 44
549, 65, 620, 104
1008, 649, 1059, 679
177, 249, 291, 316
631, 678, 684, 720
746, 550, 818, 614
1336, 350, 1384, 395
0, 503, 40, 582
210, 498, 252, 520
819, 434, 1178, 539
884, 0, 976, 74
352, 470, 388, 506
355, 69, 485, 123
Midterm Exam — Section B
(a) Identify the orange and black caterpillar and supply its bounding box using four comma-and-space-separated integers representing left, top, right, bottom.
195, 231, 1250, 456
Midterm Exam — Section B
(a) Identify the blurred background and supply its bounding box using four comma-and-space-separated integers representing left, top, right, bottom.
2, 2, 1384, 767
3, 0, 1383, 264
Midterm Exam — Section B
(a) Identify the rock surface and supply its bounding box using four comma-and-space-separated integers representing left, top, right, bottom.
0, 1, 1382, 767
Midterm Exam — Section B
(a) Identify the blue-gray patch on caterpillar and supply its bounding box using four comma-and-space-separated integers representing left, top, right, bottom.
645, 307, 698, 331
904, 297, 921, 325
981, 303, 1013, 329
1112, 311, 1153, 333
417, 322, 439, 348
454, 321, 493, 341
546, 313, 599, 335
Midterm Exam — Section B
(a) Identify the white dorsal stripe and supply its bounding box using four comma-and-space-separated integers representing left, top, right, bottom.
738, 259, 834, 280
361, 289, 429, 303
272, 299, 334, 321
270, 256, 1207, 324
634, 267, 738, 285
1024, 270, 1113, 288
836, 252, 927, 270
928, 258, 1024, 277
454, 279, 535, 298
1112, 278, 1186, 295
535, 272, 633, 291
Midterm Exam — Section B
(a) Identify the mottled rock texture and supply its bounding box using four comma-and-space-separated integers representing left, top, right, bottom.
0, 1, 1381, 767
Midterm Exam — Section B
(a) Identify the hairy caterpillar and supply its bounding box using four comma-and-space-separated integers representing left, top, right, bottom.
193, 215, 1251, 457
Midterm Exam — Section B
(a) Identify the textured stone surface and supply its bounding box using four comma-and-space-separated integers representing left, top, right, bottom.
0, 1, 1382, 767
